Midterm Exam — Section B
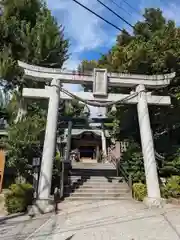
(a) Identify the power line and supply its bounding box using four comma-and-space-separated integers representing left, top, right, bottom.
106, 0, 132, 17
71, 0, 123, 32
97, 0, 134, 29
121, 0, 142, 17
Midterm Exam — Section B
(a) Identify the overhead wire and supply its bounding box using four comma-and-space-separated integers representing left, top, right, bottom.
71, 0, 156, 39
71, 0, 123, 32
105, 0, 132, 17
121, 0, 142, 17
97, 0, 134, 29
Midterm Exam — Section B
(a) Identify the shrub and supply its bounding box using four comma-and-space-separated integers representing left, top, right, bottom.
121, 141, 145, 183
5, 183, 34, 214
163, 176, 180, 198
132, 183, 147, 201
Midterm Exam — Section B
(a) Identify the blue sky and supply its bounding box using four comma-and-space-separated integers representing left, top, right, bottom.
45, 0, 180, 116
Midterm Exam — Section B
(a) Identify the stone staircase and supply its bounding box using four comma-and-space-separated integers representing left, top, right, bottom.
64, 162, 132, 201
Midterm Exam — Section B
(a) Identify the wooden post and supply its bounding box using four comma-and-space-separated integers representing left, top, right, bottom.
0, 150, 5, 193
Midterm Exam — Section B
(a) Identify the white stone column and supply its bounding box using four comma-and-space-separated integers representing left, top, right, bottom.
96, 145, 100, 161
15, 99, 27, 123
65, 121, 72, 162
101, 125, 107, 161
136, 84, 163, 207
37, 78, 60, 205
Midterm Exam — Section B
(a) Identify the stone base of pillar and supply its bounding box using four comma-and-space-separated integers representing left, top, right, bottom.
143, 197, 167, 208
27, 199, 55, 216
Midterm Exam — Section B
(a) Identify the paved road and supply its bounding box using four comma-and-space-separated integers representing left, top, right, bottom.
0, 200, 180, 240
0, 213, 53, 240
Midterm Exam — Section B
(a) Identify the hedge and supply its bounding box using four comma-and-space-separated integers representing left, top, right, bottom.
162, 176, 180, 199
132, 176, 180, 202
5, 183, 34, 214
132, 182, 147, 201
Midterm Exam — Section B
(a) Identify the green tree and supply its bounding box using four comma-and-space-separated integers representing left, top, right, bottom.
78, 60, 98, 73
0, 0, 70, 178
0, 0, 69, 90
80, 8, 180, 176
99, 8, 180, 146
5, 106, 46, 177
121, 141, 145, 183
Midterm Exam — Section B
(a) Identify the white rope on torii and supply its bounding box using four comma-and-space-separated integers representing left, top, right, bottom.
17, 60, 175, 210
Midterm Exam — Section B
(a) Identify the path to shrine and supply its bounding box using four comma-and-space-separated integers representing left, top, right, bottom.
0, 200, 180, 240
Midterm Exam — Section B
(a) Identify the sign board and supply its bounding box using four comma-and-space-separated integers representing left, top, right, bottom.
32, 157, 40, 166
93, 68, 108, 97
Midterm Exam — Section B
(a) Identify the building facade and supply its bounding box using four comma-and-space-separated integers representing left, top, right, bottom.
61, 129, 110, 162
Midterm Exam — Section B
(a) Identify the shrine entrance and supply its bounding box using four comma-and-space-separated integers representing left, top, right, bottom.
79, 146, 94, 159
71, 131, 101, 162
18, 60, 175, 210
62, 128, 110, 162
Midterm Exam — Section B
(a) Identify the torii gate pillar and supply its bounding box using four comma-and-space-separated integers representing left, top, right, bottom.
136, 85, 162, 206
36, 78, 60, 212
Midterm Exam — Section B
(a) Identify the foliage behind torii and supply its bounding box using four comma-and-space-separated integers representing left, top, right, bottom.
78, 8, 180, 177
0, 0, 69, 90
0, 0, 84, 179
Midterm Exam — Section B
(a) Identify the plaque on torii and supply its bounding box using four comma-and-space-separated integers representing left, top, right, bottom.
18, 60, 175, 209
93, 69, 108, 97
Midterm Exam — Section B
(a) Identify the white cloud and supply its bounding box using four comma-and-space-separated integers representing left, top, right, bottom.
46, 0, 118, 69
46, 0, 113, 52
162, 3, 180, 25
63, 56, 81, 70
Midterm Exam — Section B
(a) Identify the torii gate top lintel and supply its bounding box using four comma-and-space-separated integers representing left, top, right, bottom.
18, 61, 175, 90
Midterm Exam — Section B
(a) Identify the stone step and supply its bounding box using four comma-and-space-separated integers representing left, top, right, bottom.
80, 183, 128, 188
71, 171, 117, 177
69, 178, 128, 185
65, 186, 129, 193
70, 177, 84, 181
75, 188, 130, 193
72, 163, 115, 170
80, 182, 129, 187
88, 176, 121, 179
84, 179, 124, 184
64, 185, 129, 192
70, 178, 123, 183
70, 175, 121, 179
71, 191, 130, 196
66, 196, 132, 201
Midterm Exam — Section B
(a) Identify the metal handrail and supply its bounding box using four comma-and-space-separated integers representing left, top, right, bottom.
119, 164, 132, 189
108, 152, 133, 195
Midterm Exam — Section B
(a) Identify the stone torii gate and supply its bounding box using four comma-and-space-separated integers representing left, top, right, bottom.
18, 61, 175, 210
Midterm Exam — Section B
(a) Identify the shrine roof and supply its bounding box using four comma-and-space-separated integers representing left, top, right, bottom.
62, 128, 110, 142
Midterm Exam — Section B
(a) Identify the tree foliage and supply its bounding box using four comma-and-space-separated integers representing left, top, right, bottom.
79, 8, 180, 177
121, 141, 145, 183
0, 0, 69, 90
0, 0, 71, 177
5, 104, 46, 176
80, 8, 180, 146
